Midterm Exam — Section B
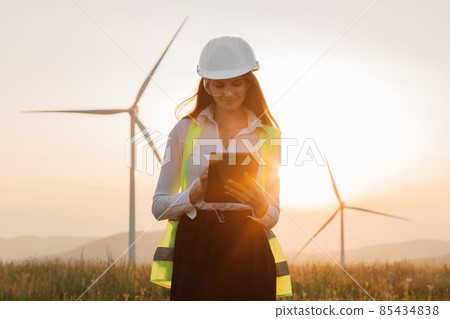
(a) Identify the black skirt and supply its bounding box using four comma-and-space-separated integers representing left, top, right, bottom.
170, 208, 276, 301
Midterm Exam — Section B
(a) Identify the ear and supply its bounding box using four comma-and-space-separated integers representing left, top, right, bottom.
202, 78, 211, 94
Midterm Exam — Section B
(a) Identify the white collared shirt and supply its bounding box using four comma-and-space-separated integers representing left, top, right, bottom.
151, 104, 281, 229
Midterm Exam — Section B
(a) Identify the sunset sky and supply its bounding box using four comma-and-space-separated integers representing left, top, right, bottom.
1, 0, 449, 254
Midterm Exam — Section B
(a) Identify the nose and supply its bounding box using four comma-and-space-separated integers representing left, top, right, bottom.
223, 87, 234, 97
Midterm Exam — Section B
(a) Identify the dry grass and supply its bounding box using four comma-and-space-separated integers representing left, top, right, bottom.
280, 261, 450, 301
0, 257, 448, 301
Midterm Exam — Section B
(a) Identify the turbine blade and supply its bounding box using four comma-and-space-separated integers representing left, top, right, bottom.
291, 208, 340, 261
133, 16, 189, 107
344, 206, 412, 221
21, 109, 128, 115
324, 154, 342, 203
131, 113, 162, 163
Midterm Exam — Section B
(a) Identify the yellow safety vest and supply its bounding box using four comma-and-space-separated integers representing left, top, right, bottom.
150, 119, 293, 298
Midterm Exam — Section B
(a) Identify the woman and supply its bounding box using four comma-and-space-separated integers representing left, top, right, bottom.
150, 36, 292, 300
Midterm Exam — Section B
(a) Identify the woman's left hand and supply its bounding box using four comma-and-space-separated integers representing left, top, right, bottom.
224, 172, 269, 218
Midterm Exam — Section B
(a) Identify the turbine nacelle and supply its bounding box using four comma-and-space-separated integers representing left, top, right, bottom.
128, 105, 139, 115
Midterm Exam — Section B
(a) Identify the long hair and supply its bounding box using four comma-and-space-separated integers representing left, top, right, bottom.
175, 71, 279, 130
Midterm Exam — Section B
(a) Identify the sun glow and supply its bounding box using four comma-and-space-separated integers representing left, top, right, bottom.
267, 59, 423, 209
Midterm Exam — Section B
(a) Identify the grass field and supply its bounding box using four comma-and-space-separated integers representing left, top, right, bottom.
0, 257, 448, 301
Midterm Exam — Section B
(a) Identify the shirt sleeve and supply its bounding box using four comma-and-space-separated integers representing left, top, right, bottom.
151, 119, 197, 221
250, 135, 281, 229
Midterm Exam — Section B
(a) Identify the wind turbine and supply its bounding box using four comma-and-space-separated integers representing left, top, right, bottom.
21, 16, 189, 263
292, 155, 412, 264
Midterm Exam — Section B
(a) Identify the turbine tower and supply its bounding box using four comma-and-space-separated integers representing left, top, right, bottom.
293, 155, 412, 264
21, 16, 189, 263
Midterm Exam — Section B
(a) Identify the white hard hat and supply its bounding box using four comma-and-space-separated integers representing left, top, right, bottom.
197, 36, 260, 79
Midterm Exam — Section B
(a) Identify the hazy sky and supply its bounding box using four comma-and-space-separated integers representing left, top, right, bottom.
1, 0, 449, 253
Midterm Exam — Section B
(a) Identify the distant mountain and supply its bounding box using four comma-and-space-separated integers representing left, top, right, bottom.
3, 233, 449, 266
38, 230, 164, 264
413, 253, 450, 264
0, 235, 98, 262
286, 239, 450, 264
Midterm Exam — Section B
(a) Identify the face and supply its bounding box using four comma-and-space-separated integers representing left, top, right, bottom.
204, 75, 250, 112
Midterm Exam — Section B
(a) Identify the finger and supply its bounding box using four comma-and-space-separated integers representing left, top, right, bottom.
226, 180, 259, 203
200, 169, 209, 188
225, 190, 250, 205
226, 179, 247, 193
224, 191, 241, 203
238, 173, 261, 198
224, 185, 252, 203
200, 179, 207, 189
225, 183, 256, 201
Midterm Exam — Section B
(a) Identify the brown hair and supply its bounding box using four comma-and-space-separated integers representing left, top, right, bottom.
175, 72, 279, 130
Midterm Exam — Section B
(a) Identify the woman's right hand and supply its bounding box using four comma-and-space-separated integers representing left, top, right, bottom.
189, 166, 208, 205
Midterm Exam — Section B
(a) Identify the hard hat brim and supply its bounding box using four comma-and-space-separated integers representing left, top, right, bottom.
197, 64, 259, 80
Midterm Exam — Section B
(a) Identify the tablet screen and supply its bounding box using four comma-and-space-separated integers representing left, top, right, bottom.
204, 152, 259, 203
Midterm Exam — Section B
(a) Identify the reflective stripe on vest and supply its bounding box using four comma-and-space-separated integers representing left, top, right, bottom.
150, 119, 293, 298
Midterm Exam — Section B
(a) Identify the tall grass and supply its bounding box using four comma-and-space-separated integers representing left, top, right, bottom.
0, 255, 169, 301
0, 257, 448, 301
281, 261, 449, 301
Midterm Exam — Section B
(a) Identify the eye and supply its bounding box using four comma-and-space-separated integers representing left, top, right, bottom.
232, 81, 243, 87
212, 82, 225, 88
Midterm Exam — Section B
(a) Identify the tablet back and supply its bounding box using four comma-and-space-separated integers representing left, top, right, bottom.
204, 152, 259, 203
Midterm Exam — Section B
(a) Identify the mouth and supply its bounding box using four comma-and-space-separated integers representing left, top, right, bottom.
222, 98, 236, 103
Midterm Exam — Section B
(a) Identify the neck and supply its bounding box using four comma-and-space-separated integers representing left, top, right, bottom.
213, 104, 247, 130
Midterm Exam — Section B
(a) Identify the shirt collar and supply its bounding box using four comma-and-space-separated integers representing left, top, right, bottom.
197, 103, 268, 134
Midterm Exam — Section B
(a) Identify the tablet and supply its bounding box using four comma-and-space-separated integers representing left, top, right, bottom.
204, 152, 259, 203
